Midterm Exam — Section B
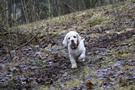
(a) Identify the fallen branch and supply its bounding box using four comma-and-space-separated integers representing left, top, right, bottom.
0, 8, 9, 13
0, 32, 17, 35
16, 32, 40, 50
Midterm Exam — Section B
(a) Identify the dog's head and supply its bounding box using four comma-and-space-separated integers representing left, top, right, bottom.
63, 31, 81, 49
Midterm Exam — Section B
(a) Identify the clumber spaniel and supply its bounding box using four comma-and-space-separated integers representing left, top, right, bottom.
63, 31, 86, 68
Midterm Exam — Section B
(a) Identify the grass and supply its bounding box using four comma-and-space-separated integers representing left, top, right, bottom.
84, 15, 103, 26
66, 79, 81, 88
39, 86, 49, 90
28, 59, 46, 66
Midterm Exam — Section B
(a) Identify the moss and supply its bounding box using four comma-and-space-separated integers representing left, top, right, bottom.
85, 16, 103, 26
118, 86, 135, 90
114, 76, 135, 89
66, 79, 81, 88
111, 48, 133, 59
8, 81, 16, 88
37, 34, 46, 38
101, 19, 112, 27
38, 86, 49, 90
28, 59, 44, 66
81, 66, 90, 77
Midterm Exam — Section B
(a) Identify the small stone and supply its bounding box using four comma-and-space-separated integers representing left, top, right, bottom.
35, 52, 41, 55
0, 65, 5, 73
72, 87, 78, 90
21, 81, 26, 85
0, 82, 6, 87
78, 26, 83, 30
132, 74, 135, 78
48, 62, 53, 67
123, 22, 129, 25
10, 67, 17, 72
11, 50, 16, 56
31, 66, 38, 70
133, 35, 135, 37
62, 72, 68, 77
131, 22, 135, 28
48, 86, 55, 90
35, 45, 40, 48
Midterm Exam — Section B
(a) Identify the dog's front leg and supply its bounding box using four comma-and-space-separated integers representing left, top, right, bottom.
79, 49, 86, 61
69, 54, 77, 68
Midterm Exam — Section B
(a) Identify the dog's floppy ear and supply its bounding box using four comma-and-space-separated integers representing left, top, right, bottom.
77, 33, 81, 43
63, 34, 68, 48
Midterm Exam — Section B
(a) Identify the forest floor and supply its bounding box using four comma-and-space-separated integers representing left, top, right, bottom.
0, 0, 135, 89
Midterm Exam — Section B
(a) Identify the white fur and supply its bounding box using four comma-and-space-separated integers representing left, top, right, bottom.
63, 31, 86, 68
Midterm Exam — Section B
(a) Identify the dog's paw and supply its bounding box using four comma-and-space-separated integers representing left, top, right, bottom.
79, 55, 85, 61
71, 64, 77, 68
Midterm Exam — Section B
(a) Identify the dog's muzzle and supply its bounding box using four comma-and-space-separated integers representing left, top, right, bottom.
70, 40, 78, 49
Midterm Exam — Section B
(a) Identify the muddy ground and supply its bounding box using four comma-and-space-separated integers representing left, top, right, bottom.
0, 0, 135, 89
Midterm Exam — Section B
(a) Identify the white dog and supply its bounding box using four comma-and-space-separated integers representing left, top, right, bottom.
63, 31, 86, 68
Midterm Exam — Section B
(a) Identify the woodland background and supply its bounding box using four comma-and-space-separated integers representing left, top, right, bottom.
0, 0, 126, 26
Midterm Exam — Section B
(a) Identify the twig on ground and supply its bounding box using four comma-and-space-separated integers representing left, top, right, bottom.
16, 32, 40, 50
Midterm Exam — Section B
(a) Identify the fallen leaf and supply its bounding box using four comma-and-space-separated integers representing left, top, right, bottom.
86, 80, 93, 89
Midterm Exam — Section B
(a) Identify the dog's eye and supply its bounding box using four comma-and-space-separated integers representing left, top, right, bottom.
68, 37, 70, 39
73, 36, 76, 38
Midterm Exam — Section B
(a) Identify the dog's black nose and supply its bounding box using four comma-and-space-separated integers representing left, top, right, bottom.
71, 40, 74, 42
